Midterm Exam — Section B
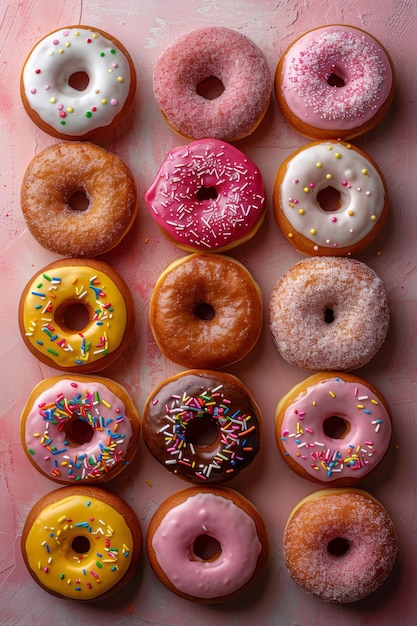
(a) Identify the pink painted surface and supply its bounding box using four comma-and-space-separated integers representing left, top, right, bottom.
1, 1, 416, 623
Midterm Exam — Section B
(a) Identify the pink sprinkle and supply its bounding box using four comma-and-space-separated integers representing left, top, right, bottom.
309, 182, 315, 189
111, 98, 118, 106
57, 103, 64, 110
331, 216, 337, 222
53, 39, 59, 45
30, 88, 36, 94
282, 429, 289, 437
63, 30, 70, 36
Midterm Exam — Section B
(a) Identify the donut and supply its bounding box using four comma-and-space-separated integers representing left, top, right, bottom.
146, 486, 268, 603
153, 27, 272, 141
21, 142, 138, 257
142, 369, 262, 484
19, 258, 135, 373
273, 140, 388, 256
20, 25, 136, 140
275, 372, 392, 486
275, 24, 395, 140
145, 138, 266, 253
269, 256, 389, 371
20, 375, 140, 484
283, 488, 397, 602
149, 253, 263, 369
21, 486, 142, 600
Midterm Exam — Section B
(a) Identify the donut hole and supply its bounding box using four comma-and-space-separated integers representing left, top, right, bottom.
191, 534, 222, 561
196, 76, 225, 100
327, 536, 350, 556
194, 301, 216, 321
71, 535, 91, 554
323, 415, 350, 439
185, 415, 219, 448
65, 416, 95, 447
68, 71, 90, 91
326, 65, 347, 88
68, 189, 90, 212
324, 306, 335, 324
317, 186, 341, 212
59, 301, 91, 332
196, 185, 219, 202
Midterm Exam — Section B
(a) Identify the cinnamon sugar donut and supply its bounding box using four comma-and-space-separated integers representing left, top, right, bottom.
275, 25, 395, 140
269, 257, 389, 371
21, 142, 137, 258
153, 27, 272, 141
283, 488, 397, 602
150, 253, 263, 369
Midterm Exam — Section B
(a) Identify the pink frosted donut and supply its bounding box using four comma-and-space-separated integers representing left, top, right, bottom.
153, 27, 272, 141
145, 138, 266, 252
283, 489, 398, 602
146, 487, 268, 603
275, 372, 392, 486
275, 25, 395, 140
269, 257, 390, 371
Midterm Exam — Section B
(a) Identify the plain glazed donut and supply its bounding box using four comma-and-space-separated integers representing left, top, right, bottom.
149, 253, 263, 369
21, 486, 142, 600
19, 258, 135, 373
273, 140, 388, 256
275, 25, 395, 140
269, 257, 389, 371
283, 488, 397, 602
142, 369, 262, 484
275, 372, 392, 486
21, 375, 140, 484
145, 138, 266, 252
20, 26, 136, 140
153, 27, 272, 141
21, 142, 138, 257
146, 486, 268, 603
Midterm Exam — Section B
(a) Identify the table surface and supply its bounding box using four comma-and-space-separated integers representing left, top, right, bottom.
1, 1, 417, 624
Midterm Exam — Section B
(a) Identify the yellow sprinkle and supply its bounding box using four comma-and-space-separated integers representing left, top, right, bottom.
371, 399, 379, 405
329, 390, 336, 398
146, 479, 153, 487
346, 144, 352, 149
316, 162, 322, 168
66, 42, 71, 48
58, 515, 66, 523
312, 401, 317, 406
93, 33, 99, 38
326, 173, 333, 180
327, 146, 333, 150
37, 561, 41, 570
59, 49, 64, 54
310, 228, 317, 235
335, 152, 341, 159
289, 202, 295, 208
144, 237, 149, 244
117, 76, 124, 83
50, 97, 57, 104
101, 99, 107, 105
357, 404, 364, 409
107, 68, 113, 73
371, 215, 377, 221
303, 187, 309, 193
74, 31, 80, 36
348, 210, 355, 216
288, 232, 293, 238
362, 168, 369, 177
102, 400, 111, 408
298, 208, 305, 215
67, 107, 73, 113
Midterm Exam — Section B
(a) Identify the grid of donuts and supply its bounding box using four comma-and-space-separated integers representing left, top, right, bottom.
17, 22, 398, 605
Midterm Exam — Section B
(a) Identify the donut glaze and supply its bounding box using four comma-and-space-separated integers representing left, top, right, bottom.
269, 257, 389, 371
21, 375, 140, 484
147, 487, 268, 602
19, 259, 135, 373
153, 27, 272, 141
21, 486, 142, 600
21, 26, 136, 140
273, 141, 388, 256
275, 25, 395, 140
150, 253, 263, 369
276, 373, 392, 486
283, 489, 397, 602
145, 138, 265, 252
21, 142, 138, 258
142, 370, 262, 484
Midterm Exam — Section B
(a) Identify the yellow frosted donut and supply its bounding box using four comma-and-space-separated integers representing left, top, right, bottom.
18, 258, 135, 373
21, 486, 142, 600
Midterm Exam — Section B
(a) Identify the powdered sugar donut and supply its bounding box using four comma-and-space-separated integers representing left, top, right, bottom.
273, 141, 388, 256
145, 138, 265, 252
275, 25, 395, 140
20, 26, 136, 140
283, 489, 397, 602
153, 27, 272, 141
269, 257, 390, 371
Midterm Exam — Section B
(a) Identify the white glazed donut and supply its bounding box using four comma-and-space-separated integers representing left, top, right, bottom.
20, 26, 136, 140
273, 141, 388, 256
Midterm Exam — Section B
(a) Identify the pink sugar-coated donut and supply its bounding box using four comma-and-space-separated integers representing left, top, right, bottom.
269, 257, 390, 371
275, 25, 395, 140
275, 372, 392, 486
283, 489, 398, 602
145, 138, 266, 252
153, 27, 272, 141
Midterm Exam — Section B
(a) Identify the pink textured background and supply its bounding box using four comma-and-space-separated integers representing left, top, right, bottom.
1, 1, 416, 624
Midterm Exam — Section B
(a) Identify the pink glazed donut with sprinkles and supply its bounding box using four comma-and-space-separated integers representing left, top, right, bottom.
153, 27, 272, 141
275, 25, 395, 140
145, 138, 266, 252
20, 26, 136, 140
275, 372, 392, 487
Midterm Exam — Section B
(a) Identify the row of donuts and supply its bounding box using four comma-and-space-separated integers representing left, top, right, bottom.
17, 22, 398, 606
